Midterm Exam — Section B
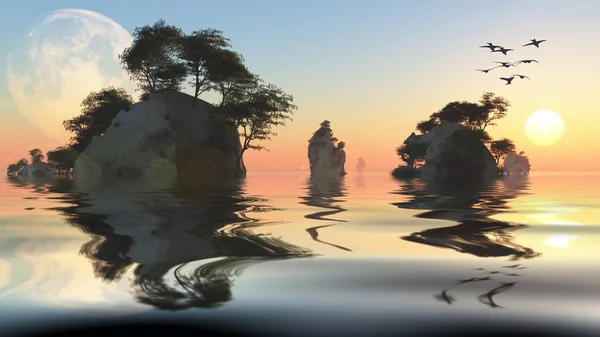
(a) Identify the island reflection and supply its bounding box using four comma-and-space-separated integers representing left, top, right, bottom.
392, 176, 540, 260
299, 176, 352, 252
9, 177, 315, 310
392, 176, 538, 309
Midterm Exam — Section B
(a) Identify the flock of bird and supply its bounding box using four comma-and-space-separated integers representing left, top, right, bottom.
476, 38, 547, 85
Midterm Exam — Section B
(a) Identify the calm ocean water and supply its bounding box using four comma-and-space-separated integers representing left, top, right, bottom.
1, 170, 599, 335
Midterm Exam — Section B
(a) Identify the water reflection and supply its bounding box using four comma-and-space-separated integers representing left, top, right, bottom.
299, 176, 351, 252
392, 177, 540, 260
392, 177, 538, 309
10, 178, 314, 310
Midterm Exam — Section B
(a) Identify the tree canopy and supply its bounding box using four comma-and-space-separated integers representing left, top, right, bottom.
490, 138, 516, 165
119, 19, 187, 96
6, 158, 28, 176
28, 148, 44, 164
47, 146, 79, 175
218, 79, 297, 170
63, 86, 134, 152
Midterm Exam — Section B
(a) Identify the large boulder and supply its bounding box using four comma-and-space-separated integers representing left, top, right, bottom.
502, 152, 531, 175
18, 162, 57, 180
307, 121, 346, 178
404, 123, 498, 183
73, 91, 246, 190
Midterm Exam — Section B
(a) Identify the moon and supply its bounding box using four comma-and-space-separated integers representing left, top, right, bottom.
525, 110, 564, 147
6, 8, 136, 143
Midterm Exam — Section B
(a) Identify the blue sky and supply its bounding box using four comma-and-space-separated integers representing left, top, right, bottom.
1, 0, 600, 170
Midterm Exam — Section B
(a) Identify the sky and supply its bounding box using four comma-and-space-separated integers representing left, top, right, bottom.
1, 0, 599, 171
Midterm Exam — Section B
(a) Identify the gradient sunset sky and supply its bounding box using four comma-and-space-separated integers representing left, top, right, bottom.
1, 0, 599, 171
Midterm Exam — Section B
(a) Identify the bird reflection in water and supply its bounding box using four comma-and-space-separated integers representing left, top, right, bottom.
391, 176, 538, 308
26, 178, 315, 310
299, 176, 352, 252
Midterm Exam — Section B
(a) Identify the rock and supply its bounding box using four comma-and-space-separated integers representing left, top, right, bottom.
502, 152, 531, 176
403, 123, 498, 183
73, 91, 246, 190
18, 162, 57, 180
356, 157, 366, 171
307, 121, 347, 178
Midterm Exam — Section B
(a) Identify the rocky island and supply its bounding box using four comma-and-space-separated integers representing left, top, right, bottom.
392, 92, 530, 183
307, 120, 347, 179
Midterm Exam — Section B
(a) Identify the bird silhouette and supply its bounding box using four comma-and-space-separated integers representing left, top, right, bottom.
500, 77, 514, 85
513, 59, 539, 66
491, 47, 514, 55
523, 39, 546, 48
510, 74, 530, 80
477, 282, 517, 309
479, 42, 501, 51
494, 61, 514, 68
475, 67, 499, 73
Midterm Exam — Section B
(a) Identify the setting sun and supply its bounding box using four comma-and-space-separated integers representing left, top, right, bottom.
525, 110, 564, 147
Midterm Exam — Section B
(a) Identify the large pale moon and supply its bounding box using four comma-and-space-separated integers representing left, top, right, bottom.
525, 110, 564, 146
6, 8, 136, 143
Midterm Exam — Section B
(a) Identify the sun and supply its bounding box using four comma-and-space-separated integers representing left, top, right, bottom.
525, 110, 564, 147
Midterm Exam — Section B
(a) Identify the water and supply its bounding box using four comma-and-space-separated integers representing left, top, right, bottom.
1, 170, 599, 335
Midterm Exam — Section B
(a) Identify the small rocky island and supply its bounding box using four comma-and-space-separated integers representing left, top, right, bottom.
392, 92, 530, 183
307, 120, 347, 179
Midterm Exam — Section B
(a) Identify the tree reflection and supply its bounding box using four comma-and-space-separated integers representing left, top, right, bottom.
392, 176, 540, 260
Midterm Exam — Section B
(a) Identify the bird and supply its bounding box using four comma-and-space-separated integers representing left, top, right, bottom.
513, 59, 539, 66
494, 61, 514, 68
523, 39, 546, 48
510, 74, 530, 80
502, 264, 524, 269
491, 47, 514, 55
475, 67, 499, 73
500, 76, 514, 85
479, 42, 501, 51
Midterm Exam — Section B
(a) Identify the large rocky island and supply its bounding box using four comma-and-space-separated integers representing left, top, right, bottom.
73, 91, 245, 190
307, 120, 347, 179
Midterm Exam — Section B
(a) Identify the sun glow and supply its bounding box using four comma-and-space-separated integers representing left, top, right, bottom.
525, 110, 564, 147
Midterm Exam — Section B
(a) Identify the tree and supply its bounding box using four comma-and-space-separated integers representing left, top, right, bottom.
63, 87, 134, 152
179, 29, 231, 100
416, 119, 437, 134
47, 146, 79, 175
206, 49, 256, 107
477, 92, 510, 131
490, 138, 516, 165
396, 142, 428, 168
29, 148, 44, 163
437, 101, 467, 124
119, 19, 187, 96
218, 80, 297, 170
6, 158, 28, 175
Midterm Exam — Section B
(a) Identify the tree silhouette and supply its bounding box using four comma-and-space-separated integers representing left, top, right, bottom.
63, 86, 134, 153
396, 142, 427, 168
490, 138, 516, 165
46, 146, 79, 175
28, 148, 44, 163
414, 92, 510, 134
179, 29, 232, 100
205, 49, 256, 107
6, 158, 28, 175
119, 19, 187, 97
218, 80, 297, 170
